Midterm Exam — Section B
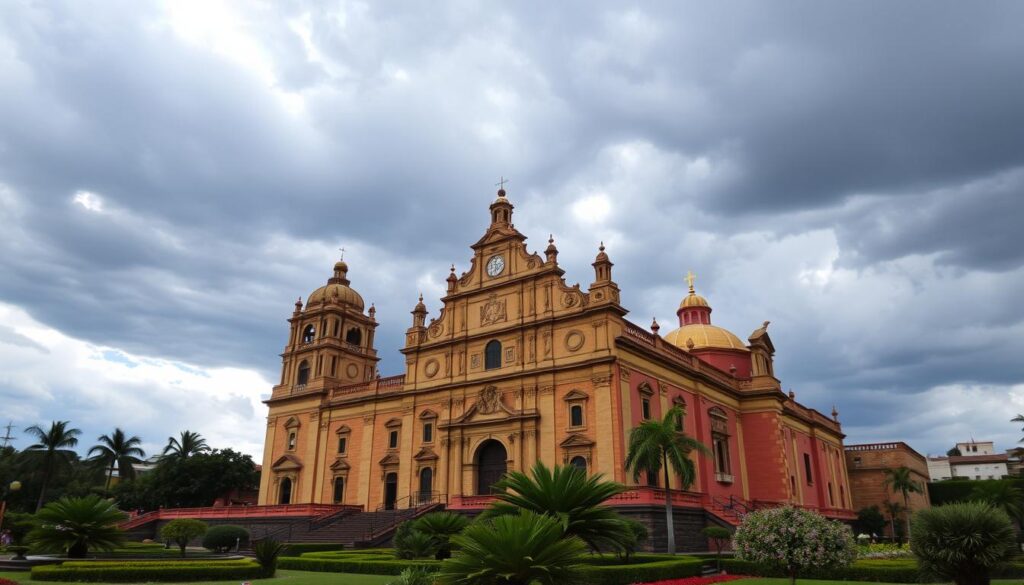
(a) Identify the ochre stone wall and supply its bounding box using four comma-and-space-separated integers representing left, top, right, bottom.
845, 443, 931, 535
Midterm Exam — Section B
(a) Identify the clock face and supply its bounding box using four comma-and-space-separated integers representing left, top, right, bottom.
486, 255, 505, 277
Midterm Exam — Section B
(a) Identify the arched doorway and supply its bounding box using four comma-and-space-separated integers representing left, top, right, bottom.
419, 468, 433, 504
475, 440, 507, 495
383, 472, 398, 510
279, 477, 292, 504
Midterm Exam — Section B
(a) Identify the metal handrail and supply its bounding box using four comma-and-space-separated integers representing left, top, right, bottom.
362, 493, 447, 542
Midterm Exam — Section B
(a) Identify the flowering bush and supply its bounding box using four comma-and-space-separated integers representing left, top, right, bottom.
0, 578, 20, 585
732, 507, 856, 585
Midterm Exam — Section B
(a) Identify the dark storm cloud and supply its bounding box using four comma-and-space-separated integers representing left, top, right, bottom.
0, 0, 1022, 455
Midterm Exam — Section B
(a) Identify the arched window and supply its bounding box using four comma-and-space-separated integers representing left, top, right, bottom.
279, 477, 292, 504
302, 325, 316, 344
345, 328, 362, 346
570, 404, 584, 427
570, 456, 587, 472
333, 477, 345, 503
484, 340, 502, 370
296, 361, 310, 386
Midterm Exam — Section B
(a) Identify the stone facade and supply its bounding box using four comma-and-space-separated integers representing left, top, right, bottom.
844, 442, 931, 536
258, 188, 854, 542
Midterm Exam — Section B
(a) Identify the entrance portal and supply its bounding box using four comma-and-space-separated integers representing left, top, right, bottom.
384, 472, 398, 510
475, 440, 508, 495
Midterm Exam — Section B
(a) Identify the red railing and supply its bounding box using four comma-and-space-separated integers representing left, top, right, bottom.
607, 487, 704, 508
119, 504, 358, 530
447, 495, 498, 509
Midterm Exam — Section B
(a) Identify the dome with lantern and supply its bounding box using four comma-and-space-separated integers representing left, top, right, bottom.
662, 272, 749, 354
306, 259, 365, 311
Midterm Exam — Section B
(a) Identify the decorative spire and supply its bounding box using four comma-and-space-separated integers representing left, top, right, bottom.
677, 269, 711, 324
369, 303, 376, 318
545, 234, 558, 263
294, 296, 303, 313
831, 405, 839, 421
446, 264, 458, 293
411, 293, 427, 328
591, 241, 612, 283
651, 317, 660, 335
788, 389, 795, 400
686, 270, 696, 294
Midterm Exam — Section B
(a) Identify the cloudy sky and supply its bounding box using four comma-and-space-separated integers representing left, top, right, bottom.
1, 1, 1022, 461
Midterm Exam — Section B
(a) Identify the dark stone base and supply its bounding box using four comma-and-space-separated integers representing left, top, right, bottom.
616, 505, 709, 553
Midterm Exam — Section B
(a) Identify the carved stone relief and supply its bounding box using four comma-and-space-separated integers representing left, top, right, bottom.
480, 294, 507, 325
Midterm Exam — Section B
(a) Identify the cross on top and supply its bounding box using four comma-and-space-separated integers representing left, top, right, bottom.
338, 247, 345, 261
495, 176, 509, 190
686, 270, 696, 292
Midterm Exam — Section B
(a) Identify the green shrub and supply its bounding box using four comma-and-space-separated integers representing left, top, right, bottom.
911, 501, 1017, 585
201, 524, 249, 552
703, 526, 732, 570
279, 542, 346, 556
413, 511, 469, 560
252, 538, 285, 577
616, 519, 649, 562
438, 510, 589, 585
578, 556, 703, 585
721, 558, 921, 582
388, 566, 439, 585
159, 518, 207, 558
278, 555, 440, 575
31, 560, 264, 582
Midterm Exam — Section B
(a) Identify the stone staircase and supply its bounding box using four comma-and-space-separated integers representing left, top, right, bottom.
252, 502, 444, 548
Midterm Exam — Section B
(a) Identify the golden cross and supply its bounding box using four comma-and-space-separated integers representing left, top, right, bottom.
685, 270, 696, 292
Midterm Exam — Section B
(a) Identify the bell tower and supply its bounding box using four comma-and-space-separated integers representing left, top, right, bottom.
279, 257, 380, 393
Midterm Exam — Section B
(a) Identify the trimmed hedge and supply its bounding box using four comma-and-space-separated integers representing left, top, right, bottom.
279, 555, 439, 575
31, 560, 265, 582
280, 550, 702, 581
279, 542, 348, 556
721, 558, 1024, 583
928, 479, 1024, 507
578, 556, 703, 585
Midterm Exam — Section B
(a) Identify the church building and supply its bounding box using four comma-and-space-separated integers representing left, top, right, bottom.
258, 188, 854, 545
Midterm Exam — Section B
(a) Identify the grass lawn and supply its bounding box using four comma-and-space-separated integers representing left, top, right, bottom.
0, 569, 393, 585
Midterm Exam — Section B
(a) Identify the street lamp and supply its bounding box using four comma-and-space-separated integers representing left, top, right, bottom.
0, 480, 22, 531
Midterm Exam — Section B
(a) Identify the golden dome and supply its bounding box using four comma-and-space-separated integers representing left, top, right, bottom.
679, 292, 710, 309
664, 324, 749, 352
307, 283, 365, 310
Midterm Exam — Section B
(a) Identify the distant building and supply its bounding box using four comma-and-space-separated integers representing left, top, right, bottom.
927, 440, 1010, 481
845, 442, 931, 537
927, 457, 952, 481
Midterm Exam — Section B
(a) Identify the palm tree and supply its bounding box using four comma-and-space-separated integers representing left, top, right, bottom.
161, 430, 209, 460
1011, 415, 1024, 459
28, 494, 127, 558
88, 428, 146, 489
438, 510, 587, 585
884, 466, 923, 539
624, 405, 710, 554
24, 420, 82, 511
969, 481, 1024, 522
487, 461, 630, 552
883, 500, 906, 541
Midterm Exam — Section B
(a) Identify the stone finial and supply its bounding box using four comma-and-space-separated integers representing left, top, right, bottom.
651, 317, 660, 335
831, 405, 839, 421
788, 389, 796, 400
